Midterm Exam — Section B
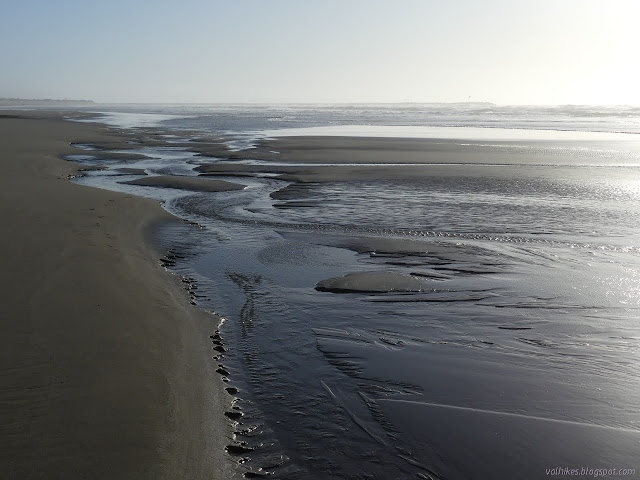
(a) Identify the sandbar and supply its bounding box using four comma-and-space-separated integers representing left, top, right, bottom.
121, 174, 245, 192
316, 272, 431, 293
197, 134, 640, 184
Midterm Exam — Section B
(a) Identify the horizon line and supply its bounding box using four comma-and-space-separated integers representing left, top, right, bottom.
2, 98, 640, 108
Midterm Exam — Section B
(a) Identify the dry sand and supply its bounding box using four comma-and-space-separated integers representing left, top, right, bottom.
0, 112, 236, 479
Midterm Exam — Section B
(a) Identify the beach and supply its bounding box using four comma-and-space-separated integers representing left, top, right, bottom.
7, 104, 640, 479
3, 0, 639, 476
0, 112, 235, 479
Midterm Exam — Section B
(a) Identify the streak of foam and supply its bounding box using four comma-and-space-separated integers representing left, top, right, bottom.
380, 399, 640, 433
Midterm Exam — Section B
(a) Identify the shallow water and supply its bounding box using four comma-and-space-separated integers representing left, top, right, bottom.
71, 104, 640, 479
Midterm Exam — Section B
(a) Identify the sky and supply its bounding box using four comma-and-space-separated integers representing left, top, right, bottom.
1, 0, 639, 105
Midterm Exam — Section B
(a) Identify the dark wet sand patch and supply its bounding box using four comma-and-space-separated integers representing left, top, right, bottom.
197, 163, 307, 176
120, 175, 246, 192
273, 201, 318, 208
113, 167, 148, 175
316, 272, 432, 293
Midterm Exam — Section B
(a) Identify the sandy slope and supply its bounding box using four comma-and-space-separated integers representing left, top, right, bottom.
0, 112, 235, 479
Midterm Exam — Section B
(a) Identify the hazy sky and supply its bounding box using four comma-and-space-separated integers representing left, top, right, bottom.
1, 0, 638, 105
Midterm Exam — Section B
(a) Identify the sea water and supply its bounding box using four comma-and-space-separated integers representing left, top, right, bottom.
71, 104, 640, 479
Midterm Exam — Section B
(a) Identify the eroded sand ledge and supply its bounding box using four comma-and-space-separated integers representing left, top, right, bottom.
0, 112, 235, 479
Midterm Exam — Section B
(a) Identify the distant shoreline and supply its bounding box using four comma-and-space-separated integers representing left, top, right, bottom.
0, 98, 96, 107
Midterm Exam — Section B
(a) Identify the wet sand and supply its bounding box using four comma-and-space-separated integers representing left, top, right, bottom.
197, 134, 635, 184
0, 112, 235, 479
121, 174, 245, 192
195, 132, 640, 478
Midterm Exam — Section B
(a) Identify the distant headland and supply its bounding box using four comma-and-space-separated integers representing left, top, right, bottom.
0, 98, 96, 106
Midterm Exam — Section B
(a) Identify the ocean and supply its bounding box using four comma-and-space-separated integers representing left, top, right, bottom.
70, 104, 640, 479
